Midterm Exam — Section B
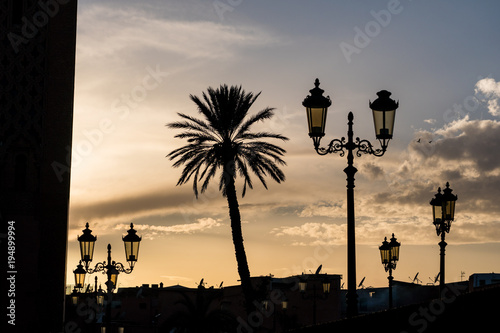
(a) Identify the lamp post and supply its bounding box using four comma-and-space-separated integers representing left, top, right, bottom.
430, 182, 457, 293
379, 233, 400, 309
298, 277, 331, 325
303, 79, 399, 317
76, 222, 142, 331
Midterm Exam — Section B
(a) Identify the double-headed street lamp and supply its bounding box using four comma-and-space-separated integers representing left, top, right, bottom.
430, 182, 457, 293
76, 222, 142, 330
379, 233, 401, 309
299, 277, 331, 325
303, 79, 399, 317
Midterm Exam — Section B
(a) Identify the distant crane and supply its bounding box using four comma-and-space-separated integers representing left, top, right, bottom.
358, 277, 366, 289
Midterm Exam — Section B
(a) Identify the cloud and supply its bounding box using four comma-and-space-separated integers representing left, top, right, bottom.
298, 201, 345, 218
418, 116, 500, 174
71, 189, 192, 222
159, 275, 193, 282
271, 218, 435, 246
271, 222, 346, 246
272, 216, 500, 247
361, 162, 385, 180
77, 4, 281, 62
274, 108, 500, 247
115, 217, 223, 239
69, 186, 229, 236
475, 78, 500, 116
367, 115, 500, 241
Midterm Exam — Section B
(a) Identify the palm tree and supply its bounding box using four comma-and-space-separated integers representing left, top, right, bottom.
167, 84, 288, 311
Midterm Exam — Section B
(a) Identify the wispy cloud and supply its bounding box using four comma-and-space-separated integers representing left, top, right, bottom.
298, 201, 345, 219
77, 4, 281, 62
115, 217, 223, 239
271, 222, 346, 246
70, 189, 194, 224
160, 275, 193, 282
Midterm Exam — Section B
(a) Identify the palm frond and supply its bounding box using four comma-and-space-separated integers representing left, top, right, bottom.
168, 84, 288, 199
233, 107, 274, 140
236, 132, 289, 142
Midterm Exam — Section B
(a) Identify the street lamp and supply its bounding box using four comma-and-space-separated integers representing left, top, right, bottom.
71, 288, 79, 306
298, 276, 331, 325
78, 222, 97, 267
123, 224, 142, 269
77, 222, 142, 330
370, 90, 397, 149
96, 285, 105, 307
430, 182, 457, 292
73, 261, 87, 290
379, 233, 400, 309
303, 79, 399, 317
304, 78, 332, 148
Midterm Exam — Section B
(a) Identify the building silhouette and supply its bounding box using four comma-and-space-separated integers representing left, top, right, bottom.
295, 275, 499, 333
64, 273, 500, 332
0, 0, 77, 331
65, 274, 342, 332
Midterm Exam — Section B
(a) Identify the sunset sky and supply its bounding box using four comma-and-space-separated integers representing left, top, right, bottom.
66, 0, 500, 290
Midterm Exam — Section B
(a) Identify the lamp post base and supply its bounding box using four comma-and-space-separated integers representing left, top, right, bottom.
346, 292, 358, 318
388, 272, 394, 309
439, 236, 447, 295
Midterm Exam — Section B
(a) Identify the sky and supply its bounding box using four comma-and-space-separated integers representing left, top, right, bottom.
66, 0, 500, 291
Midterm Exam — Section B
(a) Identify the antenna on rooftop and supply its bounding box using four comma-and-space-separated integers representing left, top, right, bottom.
410, 272, 421, 284
358, 277, 366, 289
315, 264, 322, 275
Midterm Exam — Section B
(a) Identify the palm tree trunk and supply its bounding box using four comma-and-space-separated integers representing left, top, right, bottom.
224, 173, 255, 313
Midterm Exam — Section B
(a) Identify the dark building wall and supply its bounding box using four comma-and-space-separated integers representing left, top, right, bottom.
292, 284, 499, 333
0, 1, 77, 332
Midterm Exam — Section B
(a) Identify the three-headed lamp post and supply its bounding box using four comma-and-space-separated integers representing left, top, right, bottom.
430, 182, 457, 293
76, 222, 142, 331
379, 233, 401, 309
303, 79, 399, 317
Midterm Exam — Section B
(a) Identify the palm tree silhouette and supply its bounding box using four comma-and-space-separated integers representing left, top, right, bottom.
167, 84, 288, 312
